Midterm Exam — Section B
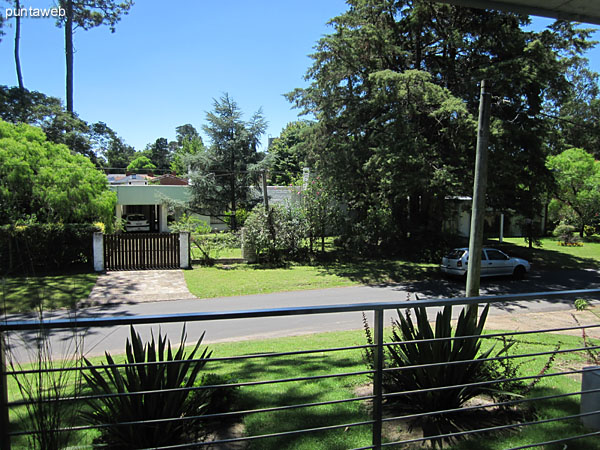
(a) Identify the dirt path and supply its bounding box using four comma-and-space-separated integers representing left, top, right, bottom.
484, 306, 600, 339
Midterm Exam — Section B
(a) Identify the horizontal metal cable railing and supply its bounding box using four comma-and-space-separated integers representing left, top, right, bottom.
0, 288, 599, 450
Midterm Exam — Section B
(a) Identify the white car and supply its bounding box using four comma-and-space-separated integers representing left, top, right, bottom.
441, 248, 530, 279
125, 214, 150, 232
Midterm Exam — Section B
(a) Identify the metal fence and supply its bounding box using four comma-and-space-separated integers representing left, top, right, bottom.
1, 289, 600, 449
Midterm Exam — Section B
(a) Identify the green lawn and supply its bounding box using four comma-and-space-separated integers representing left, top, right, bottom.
0, 273, 98, 314
6, 325, 597, 449
184, 260, 438, 299
184, 263, 359, 298
487, 236, 600, 271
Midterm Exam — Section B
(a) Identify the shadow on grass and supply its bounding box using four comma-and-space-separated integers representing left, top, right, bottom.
0, 273, 98, 314
316, 259, 439, 286
205, 350, 372, 450
490, 239, 599, 271
449, 387, 599, 450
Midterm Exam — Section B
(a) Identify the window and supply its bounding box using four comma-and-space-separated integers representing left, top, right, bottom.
486, 250, 508, 260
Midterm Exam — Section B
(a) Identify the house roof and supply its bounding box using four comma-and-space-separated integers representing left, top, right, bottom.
436, 0, 600, 25
107, 174, 153, 185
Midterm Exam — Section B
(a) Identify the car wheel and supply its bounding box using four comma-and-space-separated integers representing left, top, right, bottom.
513, 265, 526, 280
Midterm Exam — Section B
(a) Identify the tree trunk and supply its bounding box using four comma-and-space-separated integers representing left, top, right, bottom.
14, 0, 24, 90
65, 0, 74, 113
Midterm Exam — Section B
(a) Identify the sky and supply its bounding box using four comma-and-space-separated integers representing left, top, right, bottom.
1, 1, 600, 153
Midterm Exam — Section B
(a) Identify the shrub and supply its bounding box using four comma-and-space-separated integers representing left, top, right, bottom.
574, 298, 590, 311
364, 304, 515, 445
242, 204, 307, 262
584, 224, 597, 237
223, 208, 249, 229
82, 326, 212, 449
0, 223, 100, 275
553, 223, 580, 246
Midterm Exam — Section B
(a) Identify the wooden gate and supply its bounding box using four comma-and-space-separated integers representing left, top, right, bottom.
103, 233, 180, 270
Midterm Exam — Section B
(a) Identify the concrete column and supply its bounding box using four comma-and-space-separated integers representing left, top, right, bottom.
93, 232, 104, 272
179, 232, 190, 269
159, 205, 169, 233
581, 366, 600, 430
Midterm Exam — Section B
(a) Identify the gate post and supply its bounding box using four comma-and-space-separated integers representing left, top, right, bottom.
93, 232, 104, 272
179, 232, 190, 269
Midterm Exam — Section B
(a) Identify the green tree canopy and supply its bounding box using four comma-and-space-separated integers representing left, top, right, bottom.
187, 94, 267, 229
0, 120, 116, 225
170, 124, 205, 175
546, 147, 600, 236
143, 137, 171, 171
0, 85, 132, 168
127, 155, 156, 172
267, 121, 313, 185
288, 0, 595, 250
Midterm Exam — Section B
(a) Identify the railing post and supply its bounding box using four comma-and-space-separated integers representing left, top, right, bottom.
0, 332, 12, 450
372, 309, 384, 450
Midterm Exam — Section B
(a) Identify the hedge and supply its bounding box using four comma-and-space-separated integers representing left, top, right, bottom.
0, 224, 100, 275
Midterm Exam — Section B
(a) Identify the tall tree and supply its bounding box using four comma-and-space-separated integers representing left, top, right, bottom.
267, 120, 313, 185
13, 0, 23, 89
170, 124, 205, 175
288, 0, 594, 250
187, 94, 267, 230
546, 148, 600, 237
144, 137, 171, 171
57, 0, 133, 113
89, 121, 135, 168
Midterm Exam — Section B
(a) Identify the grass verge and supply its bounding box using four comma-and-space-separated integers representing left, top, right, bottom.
184, 259, 438, 299
0, 273, 98, 314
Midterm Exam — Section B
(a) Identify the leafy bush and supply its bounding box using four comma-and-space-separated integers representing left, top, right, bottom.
574, 298, 590, 311
584, 224, 597, 237
223, 208, 249, 229
242, 204, 307, 262
364, 304, 515, 445
82, 326, 212, 449
553, 222, 580, 246
0, 223, 100, 275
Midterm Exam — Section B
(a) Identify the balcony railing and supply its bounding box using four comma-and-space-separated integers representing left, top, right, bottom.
1, 288, 599, 449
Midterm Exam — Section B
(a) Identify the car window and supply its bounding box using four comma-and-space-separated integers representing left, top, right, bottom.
446, 250, 465, 259
486, 249, 508, 260
466, 250, 487, 261
128, 214, 145, 221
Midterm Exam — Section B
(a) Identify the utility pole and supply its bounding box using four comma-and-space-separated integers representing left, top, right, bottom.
466, 80, 491, 297
262, 170, 269, 211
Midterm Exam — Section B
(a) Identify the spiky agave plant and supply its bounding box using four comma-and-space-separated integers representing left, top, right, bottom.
380, 304, 513, 445
82, 325, 212, 449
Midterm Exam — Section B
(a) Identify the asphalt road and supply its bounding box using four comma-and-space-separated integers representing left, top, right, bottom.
4, 268, 600, 362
